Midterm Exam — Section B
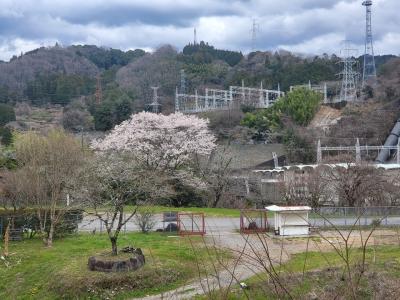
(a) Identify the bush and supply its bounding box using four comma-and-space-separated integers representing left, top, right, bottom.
0, 127, 13, 146
0, 103, 16, 126
283, 129, 315, 164
0, 149, 17, 169
164, 179, 206, 207
134, 209, 157, 233
242, 88, 322, 135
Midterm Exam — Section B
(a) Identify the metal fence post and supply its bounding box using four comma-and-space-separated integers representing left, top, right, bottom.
386, 207, 388, 226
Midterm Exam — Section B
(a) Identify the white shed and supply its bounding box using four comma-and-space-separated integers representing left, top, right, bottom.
266, 205, 312, 236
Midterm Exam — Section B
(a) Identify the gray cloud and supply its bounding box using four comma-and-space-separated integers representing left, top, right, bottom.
0, 0, 398, 61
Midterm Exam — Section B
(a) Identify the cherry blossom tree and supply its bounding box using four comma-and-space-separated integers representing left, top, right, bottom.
85, 112, 216, 254
92, 112, 217, 171
78, 154, 171, 255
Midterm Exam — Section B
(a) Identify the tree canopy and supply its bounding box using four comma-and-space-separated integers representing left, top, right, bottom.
92, 112, 217, 171
242, 88, 322, 132
181, 41, 243, 66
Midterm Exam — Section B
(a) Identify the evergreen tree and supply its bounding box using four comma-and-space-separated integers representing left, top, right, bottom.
0, 104, 16, 126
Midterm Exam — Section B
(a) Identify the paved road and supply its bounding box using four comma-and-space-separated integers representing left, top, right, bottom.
78, 215, 241, 234
77, 214, 400, 299
78, 214, 400, 234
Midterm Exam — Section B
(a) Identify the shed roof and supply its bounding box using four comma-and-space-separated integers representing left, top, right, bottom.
265, 205, 312, 212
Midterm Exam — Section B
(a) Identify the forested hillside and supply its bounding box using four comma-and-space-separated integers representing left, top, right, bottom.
0, 42, 396, 135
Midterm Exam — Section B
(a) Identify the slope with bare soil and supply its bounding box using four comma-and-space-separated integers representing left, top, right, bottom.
309, 105, 342, 130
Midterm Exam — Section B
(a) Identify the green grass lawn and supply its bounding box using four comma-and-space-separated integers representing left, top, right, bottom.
0, 232, 224, 299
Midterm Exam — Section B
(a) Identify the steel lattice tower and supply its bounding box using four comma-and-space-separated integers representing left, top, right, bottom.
339, 42, 358, 102
180, 69, 186, 94
362, 0, 376, 86
250, 19, 259, 51
148, 86, 161, 113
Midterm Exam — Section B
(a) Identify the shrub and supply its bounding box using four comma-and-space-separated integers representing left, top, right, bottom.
241, 88, 322, 135
134, 209, 157, 233
0, 104, 16, 126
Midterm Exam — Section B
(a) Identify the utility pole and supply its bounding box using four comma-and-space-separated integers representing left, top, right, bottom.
362, 0, 376, 87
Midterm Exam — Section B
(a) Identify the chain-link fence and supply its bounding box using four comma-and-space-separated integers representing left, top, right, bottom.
78, 212, 179, 234
3, 206, 400, 241
310, 206, 400, 227
0, 210, 83, 241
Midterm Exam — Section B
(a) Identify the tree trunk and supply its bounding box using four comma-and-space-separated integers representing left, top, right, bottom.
46, 222, 55, 247
211, 191, 222, 208
3, 220, 10, 257
110, 237, 118, 256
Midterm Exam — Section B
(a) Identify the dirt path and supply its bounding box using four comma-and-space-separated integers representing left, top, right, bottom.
135, 229, 400, 300
135, 233, 314, 300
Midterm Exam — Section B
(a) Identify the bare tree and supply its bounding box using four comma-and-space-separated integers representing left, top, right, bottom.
1, 169, 30, 212
9, 129, 85, 247
134, 208, 157, 233
195, 146, 233, 208
284, 166, 330, 207
326, 164, 392, 206
79, 154, 171, 255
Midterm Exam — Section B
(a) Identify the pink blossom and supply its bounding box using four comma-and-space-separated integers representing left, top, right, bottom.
92, 112, 216, 170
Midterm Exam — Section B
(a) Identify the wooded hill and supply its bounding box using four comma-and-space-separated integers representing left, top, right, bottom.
0, 42, 396, 132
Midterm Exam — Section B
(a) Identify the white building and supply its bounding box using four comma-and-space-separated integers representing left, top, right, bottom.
266, 205, 312, 236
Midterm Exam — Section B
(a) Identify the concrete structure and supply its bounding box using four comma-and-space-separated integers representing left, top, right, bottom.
266, 205, 311, 236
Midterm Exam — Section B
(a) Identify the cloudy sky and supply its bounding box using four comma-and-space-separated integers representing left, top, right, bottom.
0, 0, 398, 61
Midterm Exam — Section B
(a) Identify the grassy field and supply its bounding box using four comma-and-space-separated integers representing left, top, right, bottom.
0, 232, 224, 299
227, 245, 400, 299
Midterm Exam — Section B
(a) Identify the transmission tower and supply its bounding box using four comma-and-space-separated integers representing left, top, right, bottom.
180, 69, 186, 94
250, 18, 260, 51
148, 86, 161, 113
362, 0, 376, 87
95, 75, 102, 105
339, 41, 359, 102
194, 27, 197, 45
